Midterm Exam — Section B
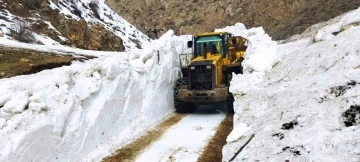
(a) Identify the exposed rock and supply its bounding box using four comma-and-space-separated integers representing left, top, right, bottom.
33, 7, 125, 51
37, 41, 44, 45
343, 105, 360, 127
85, 24, 124, 51
1, 0, 125, 51
20, 58, 31, 63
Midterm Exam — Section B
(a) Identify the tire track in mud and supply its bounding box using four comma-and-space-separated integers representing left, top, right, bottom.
102, 114, 186, 162
197, 114, 233, 162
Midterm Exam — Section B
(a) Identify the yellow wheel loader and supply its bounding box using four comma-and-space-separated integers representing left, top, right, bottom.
174, 32, 248, 113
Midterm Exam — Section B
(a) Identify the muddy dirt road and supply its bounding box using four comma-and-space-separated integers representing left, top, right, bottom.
103, 103, 233, 162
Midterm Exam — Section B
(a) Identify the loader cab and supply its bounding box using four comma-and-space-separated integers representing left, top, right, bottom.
188, 32, 233, 59
194, 36, 224, 58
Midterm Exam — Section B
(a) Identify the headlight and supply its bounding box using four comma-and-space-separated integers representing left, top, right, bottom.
190, 66, 195, 70
206, 65, 211, 69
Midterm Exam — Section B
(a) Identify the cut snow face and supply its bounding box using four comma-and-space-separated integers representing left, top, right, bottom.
0, 30, 191, 161
215, 23, 279, 96
222, 7, 360, 162
0, 0, 149, 51
216, 23, 279, 74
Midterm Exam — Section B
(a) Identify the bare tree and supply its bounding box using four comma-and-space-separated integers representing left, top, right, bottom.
24, 0, 43, 10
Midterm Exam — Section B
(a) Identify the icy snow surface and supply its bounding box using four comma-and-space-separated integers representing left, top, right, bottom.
134, 112, 225, 162
222, 8, 360, 162
0, 30, 191, 161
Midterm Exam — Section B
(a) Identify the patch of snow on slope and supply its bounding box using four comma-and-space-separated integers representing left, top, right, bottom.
0, 0, 149, 50
222, 8, 360, 162
0, 37, 121, 57
0, 10, 67, 45
48, 0, 150, 50
0, 30, 189, 161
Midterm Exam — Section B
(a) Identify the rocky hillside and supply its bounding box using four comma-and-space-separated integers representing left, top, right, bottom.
105, 0, 360, 40
0, 0, 150, 51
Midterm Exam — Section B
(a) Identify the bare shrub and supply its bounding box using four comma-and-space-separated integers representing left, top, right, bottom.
71, 4, 82, 17
89, 0, 100, 10
89, 0, 100, 19
12, 20, 35, 43
24, 0, 43, 10
195, 18, 204, 24
158, 5, 165, 10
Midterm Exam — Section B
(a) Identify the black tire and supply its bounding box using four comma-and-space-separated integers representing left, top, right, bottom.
226, 74, 235, 114
174, 78, 196, 113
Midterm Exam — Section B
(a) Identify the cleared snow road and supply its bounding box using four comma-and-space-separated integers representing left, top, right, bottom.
104, 104, 229, 162
134, 105, 226, 162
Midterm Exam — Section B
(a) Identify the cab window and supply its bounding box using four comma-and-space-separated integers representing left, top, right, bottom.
195, 36, 223, 57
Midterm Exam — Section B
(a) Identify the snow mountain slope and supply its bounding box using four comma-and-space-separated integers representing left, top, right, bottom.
0, 0, 149, 51
222, 7, 360, 162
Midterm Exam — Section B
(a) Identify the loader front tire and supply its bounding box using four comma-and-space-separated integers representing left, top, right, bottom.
226, 74, 235, 114
174, 78, 196, 113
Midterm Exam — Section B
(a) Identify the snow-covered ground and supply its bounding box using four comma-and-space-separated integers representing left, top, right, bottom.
134, 107, 225, 162
0, 0, 149, 50
1, 1, 359, 161
0, 30, 191, 161
0, 37, 124, 57
222, 8, 360, 162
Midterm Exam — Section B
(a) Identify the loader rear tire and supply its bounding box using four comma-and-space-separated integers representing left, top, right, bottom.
226, 74, 235, 114
174, 78, 196, 113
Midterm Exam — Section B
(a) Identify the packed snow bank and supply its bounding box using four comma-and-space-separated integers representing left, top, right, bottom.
0, 30, 190, 161
223, 8, 360, 162
216, 23, 278, 95
216, 23, 278, 74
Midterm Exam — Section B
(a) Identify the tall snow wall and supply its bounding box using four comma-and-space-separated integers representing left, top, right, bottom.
0, 31, 190, 161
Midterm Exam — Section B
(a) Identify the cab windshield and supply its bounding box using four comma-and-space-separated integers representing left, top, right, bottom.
195, 35, 223, 57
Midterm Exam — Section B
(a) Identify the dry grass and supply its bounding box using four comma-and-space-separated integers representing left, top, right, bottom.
128, 37, 142, 49
102, 114, 185, 162
0, 47, 76, 79
197, 114, 233, 162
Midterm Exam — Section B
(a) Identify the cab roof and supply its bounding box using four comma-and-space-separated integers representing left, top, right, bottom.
195, 32, 230, 37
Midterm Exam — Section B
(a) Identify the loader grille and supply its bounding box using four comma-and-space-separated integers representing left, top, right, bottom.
189, 63, 214, 90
